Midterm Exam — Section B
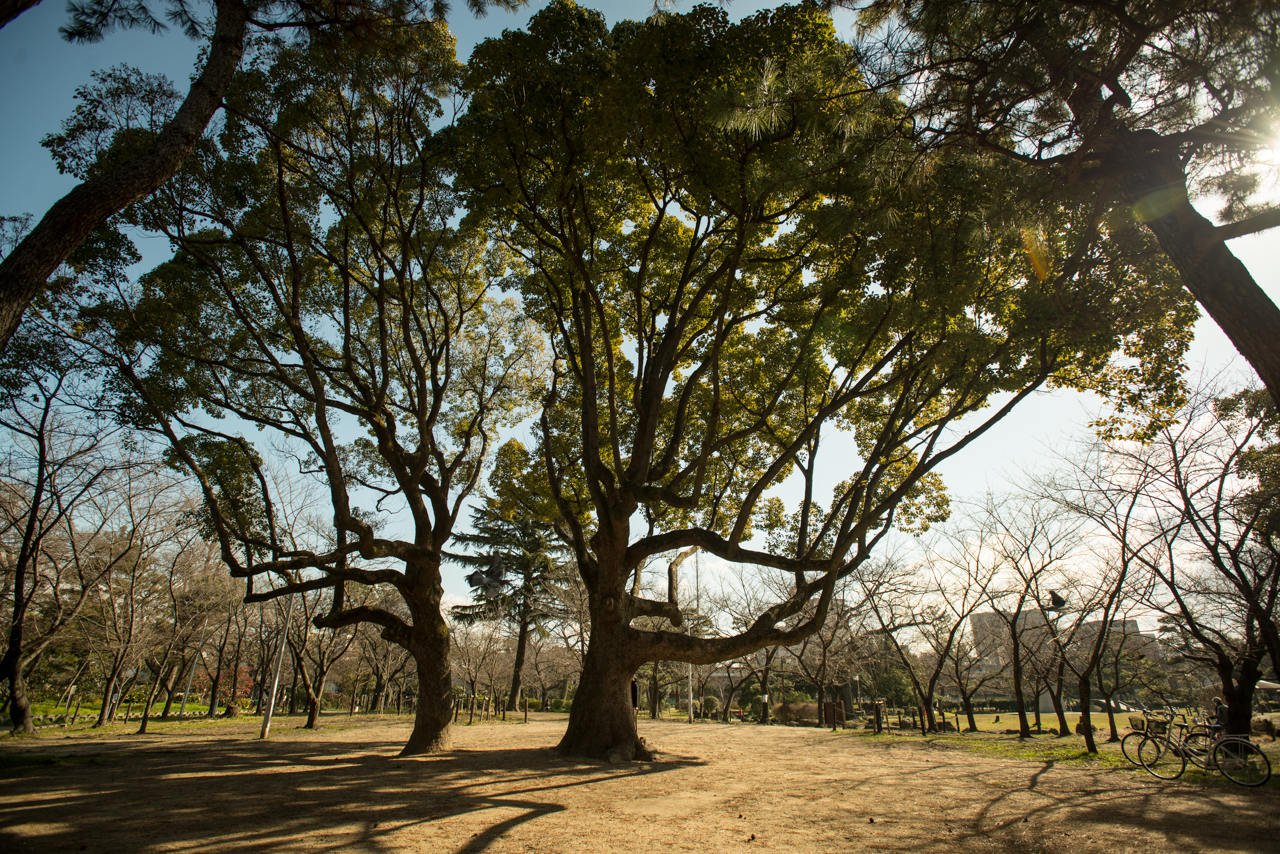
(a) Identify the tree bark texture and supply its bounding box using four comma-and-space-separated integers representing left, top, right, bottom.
0, 0, 42, 29
505, 617, 529, 712
1219, 657, 1262, 737
1078, 676, 1098, 754
1009, 631, 1031, 738
1095, 672, 1121, 742
1, 589, 34, 733
0, 0, 248, 350
206, 650, 224, 720
398, 606, 454, 756
306, 692, 322, 728
3, 662, 34, 734
961, 695, 977, 733
1117, 152, 1280, 407
1049, 686, 1069, 738
555, 626, 652, 762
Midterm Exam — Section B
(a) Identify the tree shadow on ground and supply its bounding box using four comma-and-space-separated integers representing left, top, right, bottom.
0, 736, 703, 854
826, 739, 1280, 854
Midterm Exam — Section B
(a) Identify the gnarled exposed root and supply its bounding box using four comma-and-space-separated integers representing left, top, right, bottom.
559, 735, 657, 764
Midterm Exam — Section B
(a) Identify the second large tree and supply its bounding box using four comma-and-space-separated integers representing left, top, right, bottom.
460, 1, 1193, 759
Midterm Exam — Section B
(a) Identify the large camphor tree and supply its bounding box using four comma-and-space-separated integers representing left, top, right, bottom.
850, 0, 1280, 406
459, 0, 1194, 759
77, 24, 542, 754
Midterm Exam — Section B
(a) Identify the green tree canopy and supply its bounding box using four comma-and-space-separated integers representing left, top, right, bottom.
851, 0, 1280, 406
78, 23, 543, 754
0, 0, 530, 353
457, 0, 1192, 759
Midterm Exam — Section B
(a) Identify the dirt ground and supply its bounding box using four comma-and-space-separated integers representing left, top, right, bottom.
2, 713, 1277, 854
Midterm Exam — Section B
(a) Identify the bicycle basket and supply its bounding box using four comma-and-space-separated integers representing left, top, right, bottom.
1146, 719, 1169, 736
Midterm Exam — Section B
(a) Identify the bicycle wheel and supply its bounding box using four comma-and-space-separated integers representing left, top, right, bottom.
1182, 731, 1214, 769
1212, 738, 1271, 787
1121, 730, 1146, 766
1138, 736, 1186, 780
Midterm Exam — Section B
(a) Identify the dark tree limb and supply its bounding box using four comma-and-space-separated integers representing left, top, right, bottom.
630, 595, 683, 628
1118, 156, 1280, 408
1213, 207, 1280, 243
0, 0, 248, 348
0, 0, 41, 29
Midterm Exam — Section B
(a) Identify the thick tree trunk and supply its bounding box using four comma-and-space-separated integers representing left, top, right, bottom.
922, 693, 937, 732
961, 693, 978, 733
2, 552, 34, 733
505, 617, 530, 712
1220, 658, 1261, 737
397, 607, 454, 756
4, 658, 34, 734
1117, 153, 1280, 408
0, 0, 249, 351
1009, 632, 1031, 738
137, 673, 166, 735
1049, 686, 1069, 738
556, 633, 651, 761
96, 660, 124, 727
160, 669, 177, 719
206, 659, 223, 719
303, 689, 321, 728
1078, 676, 1098, 754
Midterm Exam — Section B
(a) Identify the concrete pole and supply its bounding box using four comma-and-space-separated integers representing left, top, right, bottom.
694, 554, 700, 721
687, 663, 694, 724
178, 619, 208, 717
259, 595, 294, 740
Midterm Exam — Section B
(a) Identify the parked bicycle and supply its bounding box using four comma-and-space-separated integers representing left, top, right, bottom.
1121, 707, 1210, 767
1136, 709, 1271, 787
1120, 709, 1161, 766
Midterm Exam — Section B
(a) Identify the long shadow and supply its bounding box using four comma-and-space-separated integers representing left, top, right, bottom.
0, 738, 703, 854
830, 740, 1280, 854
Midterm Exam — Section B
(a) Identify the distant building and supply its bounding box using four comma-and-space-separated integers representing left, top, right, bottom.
968, 609, 1053, 676
1073, 618, 1162, 663
967, 610, 1162, 711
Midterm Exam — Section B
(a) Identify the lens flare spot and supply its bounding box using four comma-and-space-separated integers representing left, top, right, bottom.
1021, 228, 1051, 282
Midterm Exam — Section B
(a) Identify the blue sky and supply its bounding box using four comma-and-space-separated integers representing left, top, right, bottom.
2, 1, 1277, 604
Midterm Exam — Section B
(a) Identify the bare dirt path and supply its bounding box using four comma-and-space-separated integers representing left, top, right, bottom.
2, 714, 1276, 853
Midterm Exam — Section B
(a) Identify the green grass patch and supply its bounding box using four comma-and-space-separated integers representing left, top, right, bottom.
909, 727, 1280, 790
936, 733, 1132, 768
